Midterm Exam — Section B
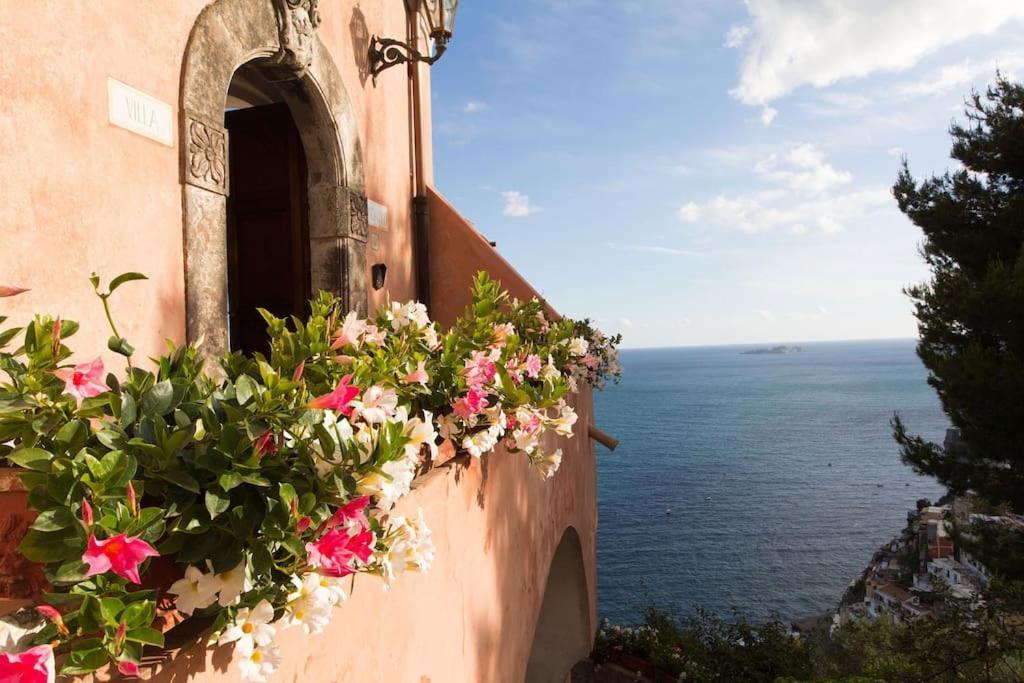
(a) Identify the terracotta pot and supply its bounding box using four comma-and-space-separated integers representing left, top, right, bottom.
0, 469, 47, 607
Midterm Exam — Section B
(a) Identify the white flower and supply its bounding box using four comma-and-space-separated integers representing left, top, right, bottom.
541, 356, 560, 381
513, 428, 540, 454
548, 401, 578, 437
531, 449, 563, 479
567, 337, 589, 357
219, 600, 276, 649
235, 639, 281, 683
462, 428, 499, 458
351, 385, 399, 424
404, 411, 438, 461
422, 324, 441, 350
387, 301, 431, 330
358, 455, 416, 510
382, 508, 436, 587
284, 574, 333, 635
312, 572, 348, 606
437, 413, 461, 440
167, 565, 219, 615
212, 560, 249, 607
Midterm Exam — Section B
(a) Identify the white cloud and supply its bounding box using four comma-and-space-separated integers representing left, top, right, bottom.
760, 106, 778, 126
886, 146, 904, 157
679, 187, 889, 236
607, 242, 700, 257
754, 143, 852, 194
502, 191, 540, 217
618, 317, 634, 328
754, 309, 776, 323
897, 50, 1024, 97
724, 24, 750, 48
463, 100, 489, 113
729, 1, 1024, 106
678, 201, 701, 222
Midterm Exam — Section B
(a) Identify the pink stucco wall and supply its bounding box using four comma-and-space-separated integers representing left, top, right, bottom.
0, 0, 425, 366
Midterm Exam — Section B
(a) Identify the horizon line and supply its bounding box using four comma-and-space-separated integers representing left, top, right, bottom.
618, 335, 920, 352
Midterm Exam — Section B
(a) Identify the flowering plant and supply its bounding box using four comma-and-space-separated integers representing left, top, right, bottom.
0, 271, 618, 681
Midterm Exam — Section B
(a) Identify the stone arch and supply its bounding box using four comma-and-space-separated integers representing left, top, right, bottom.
525, 527, 593, 682
179, 0, 367, 356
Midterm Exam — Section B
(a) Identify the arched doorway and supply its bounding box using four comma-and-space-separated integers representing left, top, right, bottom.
526, 527, 592, 683
225, 64, 312, 355
179, 0, 368, 358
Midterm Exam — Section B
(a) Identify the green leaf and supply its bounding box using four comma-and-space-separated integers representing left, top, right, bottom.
219, 471, 243, 492
87, 449, 127, 481
205, 488, 231, 519
19, 527, 81, 563
60, 645, 109, 676
235, 375, 257, 405
120, 392, 137, 427
52, 559, 89, 584
54, 419, 89, 454
99, 597, 125, 623
0, 326, 22, 349
142, 380, 174, 417
278, 482, 297, 511
108, 272, 148, 293
159, 469, 200, 493
126, 626, 164, 647
30, 508, 74, 532
121, 600, 155, 629
7, 447, 52, 472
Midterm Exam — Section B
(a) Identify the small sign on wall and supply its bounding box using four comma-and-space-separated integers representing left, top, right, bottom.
107, 77, 174, 146
368, 199, 388, 230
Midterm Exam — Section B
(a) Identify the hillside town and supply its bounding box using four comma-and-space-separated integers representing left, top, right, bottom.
832, 432, 1009, 627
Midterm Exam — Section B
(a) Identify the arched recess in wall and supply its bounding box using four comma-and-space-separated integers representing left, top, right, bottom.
525, 526, 592, 683
179, 0, 368, 356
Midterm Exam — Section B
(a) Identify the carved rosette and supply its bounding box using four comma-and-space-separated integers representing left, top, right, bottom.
271, 0, 321, 79
184, 115, 229, 196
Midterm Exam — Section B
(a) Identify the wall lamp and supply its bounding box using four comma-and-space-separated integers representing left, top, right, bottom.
369, 0, 458, 82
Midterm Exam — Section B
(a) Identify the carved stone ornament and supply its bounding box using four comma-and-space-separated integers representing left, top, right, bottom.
348, 189, 368, 240
184, 114, 229, 195
271, 0, 322, 79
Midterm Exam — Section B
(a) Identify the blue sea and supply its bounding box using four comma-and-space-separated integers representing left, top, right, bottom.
592, 339, 948, 624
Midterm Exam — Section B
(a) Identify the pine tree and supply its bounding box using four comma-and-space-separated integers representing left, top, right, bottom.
893, 76, 1024, 517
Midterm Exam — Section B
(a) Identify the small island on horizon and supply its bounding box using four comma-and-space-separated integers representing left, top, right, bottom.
741, 345, 806, 355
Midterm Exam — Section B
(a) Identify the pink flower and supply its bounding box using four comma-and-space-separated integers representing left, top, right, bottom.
0, 645, 54, 683
81, 533, 159, 584
402, 360, 429, 385
35, 605, 67, 637
492, 323, 515, 347
126, 481, 138, 517
331, 312, 367, 350
306, 527, 375, 577
51, 317, 62, 357
452, 388, 489, 419
326, 495, 370, 531
292, 361, 305, 382
523, 354, 542, 379
582, 354, 598, 369
53, 358, 108, 405
296, 516, 312, 533
81, 499, 94, 528
254, 430, 277, 459
0, 285, 28, 298
308, 375, 360, 415
463, 351, 497, 389
117, 660, 141, 677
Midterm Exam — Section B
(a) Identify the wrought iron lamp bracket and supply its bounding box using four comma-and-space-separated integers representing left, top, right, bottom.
368, 35, 447, 83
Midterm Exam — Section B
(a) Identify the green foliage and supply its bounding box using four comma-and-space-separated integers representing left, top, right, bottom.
892, 74, 1024, 580
0, 270, 619, 675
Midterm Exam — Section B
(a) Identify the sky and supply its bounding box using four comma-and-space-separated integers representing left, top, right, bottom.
429, 1, 1024, 348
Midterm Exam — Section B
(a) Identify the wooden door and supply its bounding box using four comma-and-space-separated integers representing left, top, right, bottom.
225, 102, 310, 356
